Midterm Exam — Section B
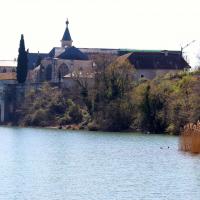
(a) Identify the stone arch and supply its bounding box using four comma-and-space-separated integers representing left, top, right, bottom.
45, 64, 52, 81
58, 63, 70, 78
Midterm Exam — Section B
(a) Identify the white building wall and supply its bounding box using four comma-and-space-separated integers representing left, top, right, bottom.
135, 69, 182, 79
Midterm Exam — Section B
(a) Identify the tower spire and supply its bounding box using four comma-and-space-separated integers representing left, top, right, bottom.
61, 19, 73, 48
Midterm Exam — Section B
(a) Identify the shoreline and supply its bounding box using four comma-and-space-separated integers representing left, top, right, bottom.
0, 124, 177, 135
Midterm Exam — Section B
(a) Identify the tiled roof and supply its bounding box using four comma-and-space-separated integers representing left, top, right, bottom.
0, 60, 17, 68
57, 46, 89, 60
79, 48, 183, 57
27, 53, 48, 70
62, 27, 72, 41
118, 49, 182, 56
0, 72, 16, 80
48, 47, 65, 58
117, 51, 190, 69
48, 48, 56, 58
79, 48, 120, 55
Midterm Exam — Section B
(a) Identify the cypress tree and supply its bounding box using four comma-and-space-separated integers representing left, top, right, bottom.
17, 34, 28, 83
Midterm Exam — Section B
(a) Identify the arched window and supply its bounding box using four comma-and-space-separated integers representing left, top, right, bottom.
45, 64, 52, 81
58, 63, 69, 78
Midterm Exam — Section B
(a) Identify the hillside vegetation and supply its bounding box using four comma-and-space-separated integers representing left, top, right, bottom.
132, 71, 200, 134
16, 61, 200, 134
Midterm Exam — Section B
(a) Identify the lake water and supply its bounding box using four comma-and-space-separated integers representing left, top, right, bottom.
0, 127, 200, 200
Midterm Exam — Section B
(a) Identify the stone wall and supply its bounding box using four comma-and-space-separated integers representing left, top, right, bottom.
0, 83, 42, 123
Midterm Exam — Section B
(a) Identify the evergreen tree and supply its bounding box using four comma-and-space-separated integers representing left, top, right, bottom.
17, 34, 28, 83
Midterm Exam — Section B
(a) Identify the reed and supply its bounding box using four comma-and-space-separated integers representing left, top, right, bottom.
180, 121, 200, 154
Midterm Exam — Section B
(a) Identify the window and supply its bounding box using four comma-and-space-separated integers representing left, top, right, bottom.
45, 65, 52, 81
59, 63, 69, 77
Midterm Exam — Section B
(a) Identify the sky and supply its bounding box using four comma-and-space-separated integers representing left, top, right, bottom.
0, 0, 200, 66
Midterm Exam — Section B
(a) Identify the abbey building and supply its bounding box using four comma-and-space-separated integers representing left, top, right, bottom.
27, 20, 190, 84
29, 20, 94, 85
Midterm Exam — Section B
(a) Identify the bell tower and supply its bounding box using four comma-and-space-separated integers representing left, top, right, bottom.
61, 19, 73, 48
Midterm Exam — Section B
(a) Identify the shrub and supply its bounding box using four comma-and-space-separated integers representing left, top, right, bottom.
18, 85, 84, 127
69, 105, 83, 123
88, 121, 100, 131
31, 109, 49, 126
